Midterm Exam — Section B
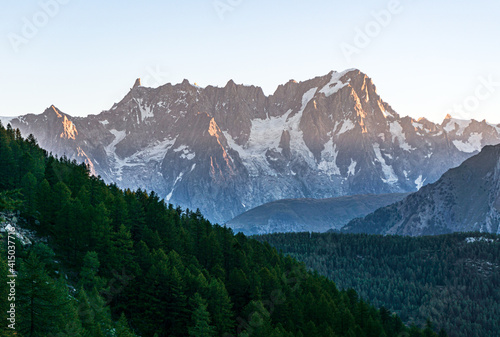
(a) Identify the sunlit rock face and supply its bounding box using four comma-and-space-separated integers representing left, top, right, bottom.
5, 69, 500, 224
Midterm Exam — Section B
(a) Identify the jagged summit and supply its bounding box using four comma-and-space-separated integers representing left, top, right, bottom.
123, 68, 365, 100
41, 105, 69, 120
132, 78, 141, 89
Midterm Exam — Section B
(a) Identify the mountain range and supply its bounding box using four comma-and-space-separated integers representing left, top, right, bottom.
3, 69, 500, 224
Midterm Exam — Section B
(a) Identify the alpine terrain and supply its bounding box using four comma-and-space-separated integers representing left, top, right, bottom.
3, 69, 500, 224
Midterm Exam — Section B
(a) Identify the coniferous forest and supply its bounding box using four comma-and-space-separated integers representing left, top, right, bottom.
0, 124, 446, 336
255, 232, 500, 337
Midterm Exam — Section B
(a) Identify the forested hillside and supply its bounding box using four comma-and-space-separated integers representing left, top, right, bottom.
256, 232, 500, 337
0, 123, 444, 336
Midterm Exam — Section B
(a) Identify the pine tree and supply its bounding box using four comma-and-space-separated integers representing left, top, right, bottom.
44, 156, 62, 185
9, 138, 22, 185
207, 278, 234, 335
77, 288, 97, 336
55, 197, 84, 262
0, 128, 15, 190
303, 320, 318, 337
134, 240, 153, 272
36, 178, 53, 234
90, 202, 113, 254
88, 286, 113, 333
109, 225, 136, 273
226, 268, 250, 314
20, 172, 38, 221
17, 253, 79, 337
78, 251, 103, 291
115, 313, 136, 337
188, 293, 216, 337
242, 301, 273, 337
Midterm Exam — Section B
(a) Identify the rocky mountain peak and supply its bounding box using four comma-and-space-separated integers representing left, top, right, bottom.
132, 78, 141, 89
224, 79, 238, 94
45, 105, 63, 118
40, 106, 79, 140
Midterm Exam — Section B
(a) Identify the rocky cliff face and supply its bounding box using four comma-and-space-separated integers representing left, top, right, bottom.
3, 69, 500, 224
342, 144, 500, 236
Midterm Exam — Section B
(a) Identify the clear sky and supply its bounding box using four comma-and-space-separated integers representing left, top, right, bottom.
1, 0, 499, 123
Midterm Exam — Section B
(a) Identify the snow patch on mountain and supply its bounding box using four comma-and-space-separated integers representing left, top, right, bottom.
165, 172, 184, 202
348, 159, 357, 176
301, 87, 318, 111
134, 98, 154, 122
130, 138, 176, 162
412, 122, 424, 130
415, 175, 425, 190
444, 118, 472, 136
318, 139, 340, 175
382, 110, 393, 118
174, 145, 196, 160
226, 88, 319, 176
337, 120, 355, 135
373, 143, 398, 184
225, 110, 292, 176
390, 121, 415, 151
104, 129, 142, 180
289, 88, 318, 166
106, 129, 126, 154
319, 71, 350, 97
453, 133, 483, 153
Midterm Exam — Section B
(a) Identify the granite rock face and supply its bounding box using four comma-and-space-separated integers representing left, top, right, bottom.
4, 69, 500, 224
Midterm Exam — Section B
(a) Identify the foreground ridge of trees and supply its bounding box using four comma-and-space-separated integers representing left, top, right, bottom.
0, 122, 444, 336
255, 232, 500, 337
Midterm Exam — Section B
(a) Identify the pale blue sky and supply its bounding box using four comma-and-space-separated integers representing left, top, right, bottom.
1, 0, 499, 123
